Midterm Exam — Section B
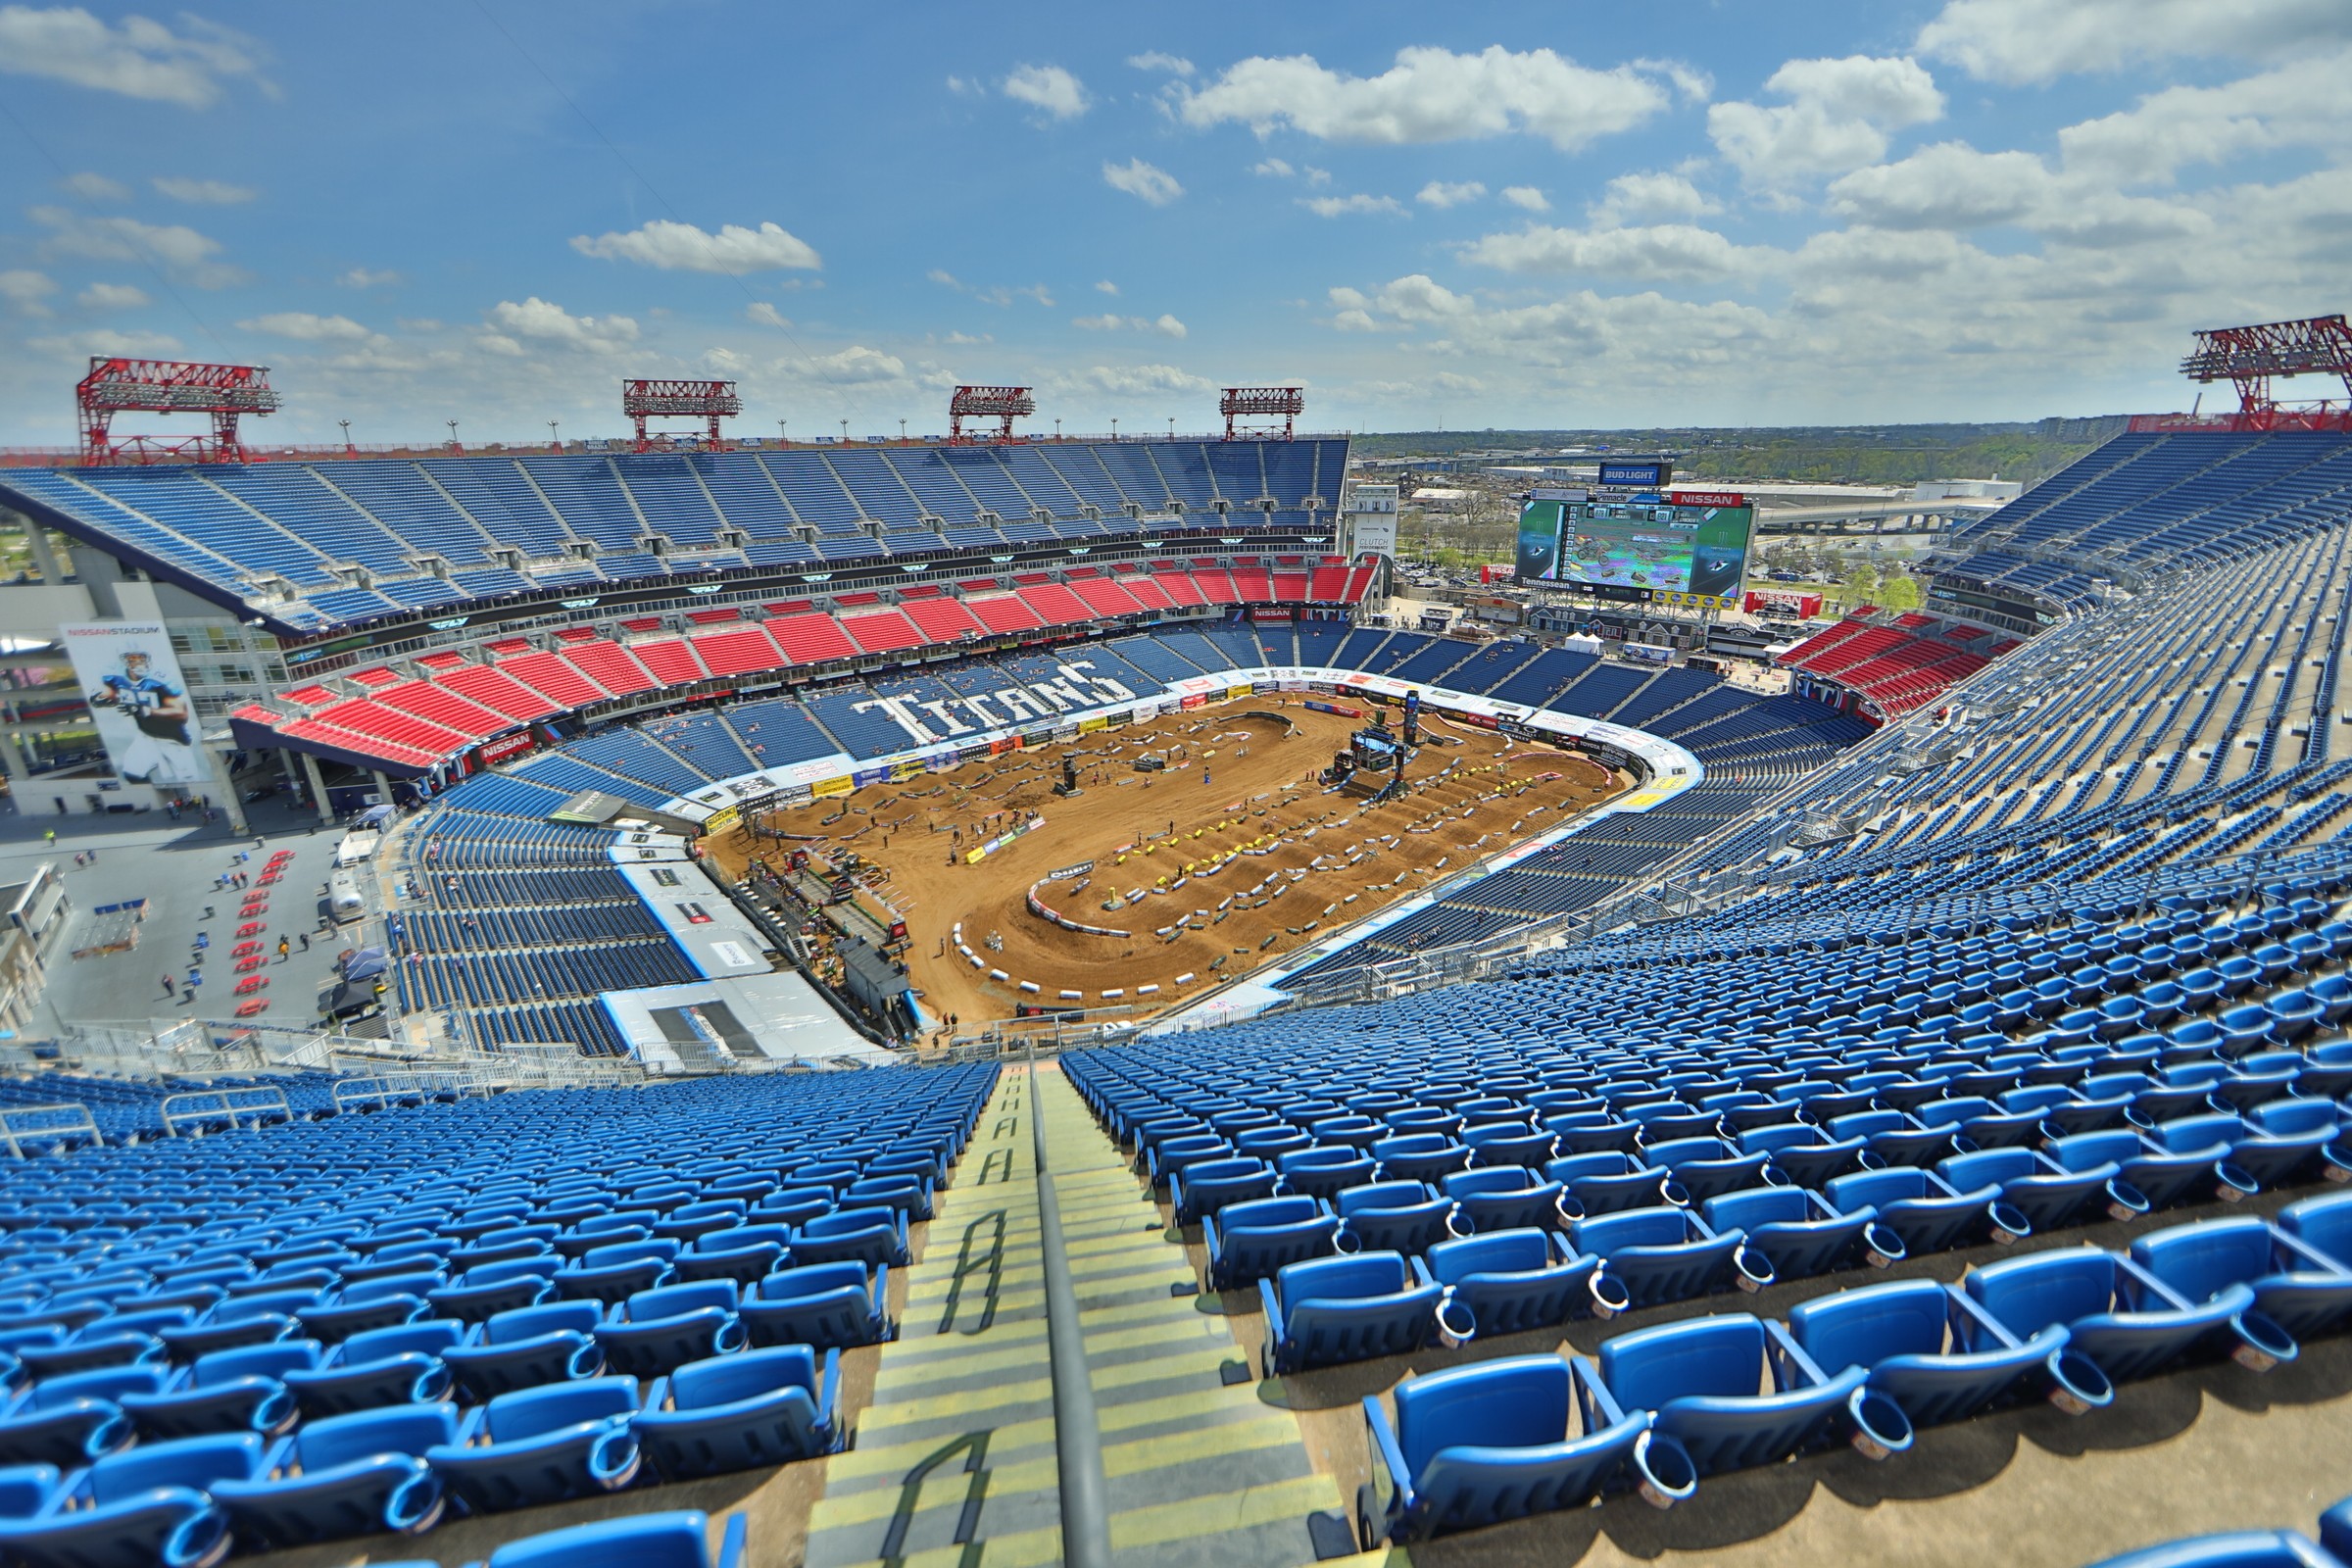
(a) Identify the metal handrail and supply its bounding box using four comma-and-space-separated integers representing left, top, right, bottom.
161, 1087, 292, 1137
332, 1069, 498, 1114
1028, 1041, 1111, 1568
0, 1103, 102, 1157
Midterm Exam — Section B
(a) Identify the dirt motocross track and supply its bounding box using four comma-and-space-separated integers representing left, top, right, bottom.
708, 698, 1624, 1025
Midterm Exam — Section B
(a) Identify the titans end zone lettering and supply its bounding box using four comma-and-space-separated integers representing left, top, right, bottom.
849, 660, 1139, 747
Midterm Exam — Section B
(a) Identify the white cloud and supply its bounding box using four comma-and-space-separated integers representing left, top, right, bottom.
745, 302, 791, 328
60, 171, 126, 200
239, 311, 372, 342
1250, 158, 1295, 178
151, 175, 254, 204
0, 270, 57, 317
1177, 45, 1675, 151
1708, 55, 1944, 184
941, 329, 994, 346
1003, 63, 1087, 120
2054, 52, 2352, 185
1828, 142, 2053, 228
337, 267, 401, 289
0, 6, 270, 107
1918, 0, 2352, 84
1500, 185, 1551, 213
1054, 363, 1214, 399
1589, 171, 1713, 223
570, 218, 820, 273
800, 345, 906, 383
76, 280, 146, 309
1073, 313, 1188, 338
28, 205, 241, 284
1127, 51, 1194, 76
1102, 157, 1183, 207
1095, 279, 1119, 295
1299, 193, 1407, 219
945, 74, 979, 96
1462, 222, 1763, 281
482, 297, 638, 353
1634, 57, 1714, 103
1303, 167, 1332, 185
27, 327, 181, 359
1416, 180, 1486, 209
928, 269, 1054, 307
1823, 138, 2219, 249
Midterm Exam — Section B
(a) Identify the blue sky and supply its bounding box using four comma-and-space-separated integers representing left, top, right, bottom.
1, 0, 2347, 447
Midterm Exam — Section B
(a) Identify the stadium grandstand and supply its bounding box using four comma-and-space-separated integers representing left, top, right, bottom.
1, 312, 2352, 1568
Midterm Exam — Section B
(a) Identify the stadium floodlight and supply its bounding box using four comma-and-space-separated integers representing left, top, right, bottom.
2180, 315, 2352, 431
948, 384, 1036, 441
75, 358, 279, 465
1220, 385, 1305, 440
622, 377, 741, 452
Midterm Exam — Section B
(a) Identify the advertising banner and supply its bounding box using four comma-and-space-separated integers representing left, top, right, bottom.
62, 621, 210, 785
478, 731, 537, 765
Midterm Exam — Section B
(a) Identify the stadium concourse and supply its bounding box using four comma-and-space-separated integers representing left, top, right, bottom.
3, 422, 2352, 1568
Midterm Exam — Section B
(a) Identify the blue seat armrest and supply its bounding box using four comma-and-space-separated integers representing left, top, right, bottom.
1763, 1317, 1833, 1390
1408, 1257, 1437, 1290
816, 1348, 843, 1430
639, 1375, 672, 1414
718, 1509, 749, 1568
2271, 1230, 2347, 1276
1256, 1279, 1285, 1365
1949, 1282, 2029, 1353
1362, 1393, 1410, 1530
1569, 1354, 1629, 1428
2112, 1252, 2197, 1313
453, 1404, 488, 1446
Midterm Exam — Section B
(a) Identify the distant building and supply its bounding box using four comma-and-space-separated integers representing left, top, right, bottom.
1342, 481, 1399, 557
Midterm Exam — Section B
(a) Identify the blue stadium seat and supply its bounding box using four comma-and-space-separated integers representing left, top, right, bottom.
634, 1347, 842, 1480
210, 1401, 454, 1547
1258, 1252, 1442, 1374
1359, 1354, 1651, 1544
424, 1376, 641, 1513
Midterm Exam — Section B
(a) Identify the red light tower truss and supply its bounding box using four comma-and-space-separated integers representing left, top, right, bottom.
2180, 315, 2352, 431
948, 385, 1035, 441
76, 358, 279, 465
1221, 385, 1305, 440
621, 378, 741, 452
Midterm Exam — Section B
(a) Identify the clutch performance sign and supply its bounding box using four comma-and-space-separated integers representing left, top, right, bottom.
63, 621, 210, 785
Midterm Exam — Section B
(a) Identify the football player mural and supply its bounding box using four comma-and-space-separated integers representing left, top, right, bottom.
63, 623, 209, 785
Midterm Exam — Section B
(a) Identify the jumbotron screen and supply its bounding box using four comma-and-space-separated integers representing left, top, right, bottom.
1514, 490, 1756, 604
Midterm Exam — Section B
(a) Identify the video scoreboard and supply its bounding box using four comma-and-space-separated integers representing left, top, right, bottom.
1514, 483, 1756, 611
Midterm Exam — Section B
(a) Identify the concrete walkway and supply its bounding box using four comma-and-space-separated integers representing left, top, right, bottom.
804, 1064, 1359, 1568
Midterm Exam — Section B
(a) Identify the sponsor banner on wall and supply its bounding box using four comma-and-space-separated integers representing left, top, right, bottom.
852, 765, 891, 788
1079, 715, 1107, 733
1225, 684, 1253, 701
61, 621, 210, 785
701, 804, 742, 837
811, 776, 854, 799
1180, 694, 1206, 710
478, 731, 538, 765
777, 785, 813, 808
1052, 723, 1080, 743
